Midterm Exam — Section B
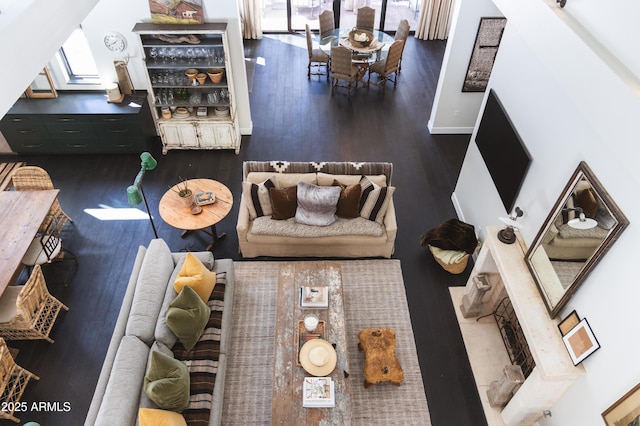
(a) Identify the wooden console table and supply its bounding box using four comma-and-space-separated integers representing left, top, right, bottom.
272, 261, 351, 425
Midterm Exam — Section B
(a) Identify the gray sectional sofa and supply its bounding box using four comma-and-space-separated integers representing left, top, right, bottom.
85, 239, 234, 426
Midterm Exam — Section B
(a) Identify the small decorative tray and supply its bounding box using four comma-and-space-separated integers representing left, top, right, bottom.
195, 191, 216, 205
296, 319, 326, 366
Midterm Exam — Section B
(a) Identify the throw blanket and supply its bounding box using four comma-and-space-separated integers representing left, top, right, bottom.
173, 273, 227, 426
250, 216, 384, 237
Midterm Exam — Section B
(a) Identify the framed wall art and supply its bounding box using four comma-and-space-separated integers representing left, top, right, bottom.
25, 67, 58, 99
462, 17, 507, 92
148, 0, 204, 24
558, 310, 580, 336
602, 383, 640, 426
561, 318, 600, 365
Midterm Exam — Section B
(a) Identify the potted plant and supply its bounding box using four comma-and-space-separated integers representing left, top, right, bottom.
171, 178, 194, 207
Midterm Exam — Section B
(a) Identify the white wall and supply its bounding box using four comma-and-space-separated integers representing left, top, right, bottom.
0, 0, 252, 135
0, 0, 100, 115
443, 0, 640, 424
427, 0, 501, 134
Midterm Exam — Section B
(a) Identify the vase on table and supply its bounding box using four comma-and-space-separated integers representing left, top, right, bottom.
179, 189, 194, 207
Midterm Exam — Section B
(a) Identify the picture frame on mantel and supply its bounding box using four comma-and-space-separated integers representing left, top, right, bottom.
558, 310, 580, 336
602, 382, 640, 426
148, 0, 204, 24
462, 17, 507, 92
561, 317, 600, 365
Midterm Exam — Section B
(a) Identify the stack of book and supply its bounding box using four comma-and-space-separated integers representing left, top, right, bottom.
299, 286, 329, 309
302, 377, 335, 408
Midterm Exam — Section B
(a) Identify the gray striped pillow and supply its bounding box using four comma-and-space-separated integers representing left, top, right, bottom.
242, 178, 275, 219
359, 176, 395, 224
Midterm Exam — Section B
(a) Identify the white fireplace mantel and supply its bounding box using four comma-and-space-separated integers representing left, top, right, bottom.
450, 226, 584, 426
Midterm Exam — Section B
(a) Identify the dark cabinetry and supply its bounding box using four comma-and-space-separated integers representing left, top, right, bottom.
0, 92, 156, 154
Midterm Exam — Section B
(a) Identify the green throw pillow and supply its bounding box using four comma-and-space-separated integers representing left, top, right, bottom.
166, 286, 210, 352
143, 351, 190, 412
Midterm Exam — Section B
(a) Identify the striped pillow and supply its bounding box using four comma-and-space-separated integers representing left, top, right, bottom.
242, 178, 275, 219
359, 176, 395, 224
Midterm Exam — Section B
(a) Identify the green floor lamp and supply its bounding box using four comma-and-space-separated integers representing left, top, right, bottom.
127, 152, 159, 239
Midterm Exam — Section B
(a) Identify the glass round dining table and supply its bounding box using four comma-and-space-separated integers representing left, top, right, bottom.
319, 28, 396, 64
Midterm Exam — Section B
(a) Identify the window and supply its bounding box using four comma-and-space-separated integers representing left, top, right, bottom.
58, 28, 100, 83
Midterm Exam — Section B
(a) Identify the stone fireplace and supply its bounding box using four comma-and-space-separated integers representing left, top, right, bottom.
450, 226, 584, 426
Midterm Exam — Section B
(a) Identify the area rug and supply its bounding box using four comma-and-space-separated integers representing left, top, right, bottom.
222, 260, 431, 425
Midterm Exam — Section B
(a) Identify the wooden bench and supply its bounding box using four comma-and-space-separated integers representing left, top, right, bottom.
358, 327, 404, 388
0, 162, 26, 191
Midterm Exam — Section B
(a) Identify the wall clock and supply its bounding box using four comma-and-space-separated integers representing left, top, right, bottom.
104, 32, 127, 52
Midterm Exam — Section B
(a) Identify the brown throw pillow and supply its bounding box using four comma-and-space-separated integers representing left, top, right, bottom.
332, 180, 361, 219
269, 186, 297, 220
575, 188, 598, 218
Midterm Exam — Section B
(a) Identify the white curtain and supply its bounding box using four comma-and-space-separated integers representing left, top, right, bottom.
239, 0, 263, 39
415, 0, 455, 40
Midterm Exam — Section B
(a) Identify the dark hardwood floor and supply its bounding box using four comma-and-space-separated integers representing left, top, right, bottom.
1, 34, 487, 425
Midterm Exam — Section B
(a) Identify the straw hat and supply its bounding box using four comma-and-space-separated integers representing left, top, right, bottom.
299, 339, 337, 377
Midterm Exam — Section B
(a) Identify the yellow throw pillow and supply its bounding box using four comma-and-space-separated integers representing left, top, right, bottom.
138, 408, 187, 426
173, 253, 216, 303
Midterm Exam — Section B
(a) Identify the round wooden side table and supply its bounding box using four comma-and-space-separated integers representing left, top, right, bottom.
159, 178, 233, 251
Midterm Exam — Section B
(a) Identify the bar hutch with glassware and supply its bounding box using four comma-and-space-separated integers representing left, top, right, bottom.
132, 23, 241, 154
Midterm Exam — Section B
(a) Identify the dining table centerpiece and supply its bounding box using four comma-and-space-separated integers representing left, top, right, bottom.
349, 29, 373, 48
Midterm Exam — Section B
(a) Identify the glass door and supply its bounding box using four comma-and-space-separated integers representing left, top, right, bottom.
260, 0, 418, 33
261, 0, 334, 32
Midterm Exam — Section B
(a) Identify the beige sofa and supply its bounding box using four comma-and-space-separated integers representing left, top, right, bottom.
236, 161, 397, 258
85, 239, 234, 426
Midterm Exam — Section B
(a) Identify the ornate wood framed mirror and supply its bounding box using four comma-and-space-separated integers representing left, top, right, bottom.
525, 161, 629, 318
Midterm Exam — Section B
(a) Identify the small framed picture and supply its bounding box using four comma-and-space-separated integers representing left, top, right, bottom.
558, 310, 580, 336
602, 382, 640, 426
562, 318, 600, 365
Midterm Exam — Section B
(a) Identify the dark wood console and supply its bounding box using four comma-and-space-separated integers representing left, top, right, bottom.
0, 92, 157, 154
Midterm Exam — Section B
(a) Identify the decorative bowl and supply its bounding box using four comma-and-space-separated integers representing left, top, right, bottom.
349, 29, 373, 48
185, 68, 198, 80
207, 68, 224, 84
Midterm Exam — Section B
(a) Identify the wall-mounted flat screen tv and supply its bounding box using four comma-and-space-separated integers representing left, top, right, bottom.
475, 89, 532, 213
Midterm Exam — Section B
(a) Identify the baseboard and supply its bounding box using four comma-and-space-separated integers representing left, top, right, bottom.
451, 191, 465, 222
427, 120, 474, 135
240, 122, 253, 135
451, 192, 480, 262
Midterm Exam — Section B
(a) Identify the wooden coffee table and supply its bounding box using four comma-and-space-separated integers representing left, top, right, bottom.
159, 178, 232, 250
272, 261, 352, 425
358, 327, 403, 388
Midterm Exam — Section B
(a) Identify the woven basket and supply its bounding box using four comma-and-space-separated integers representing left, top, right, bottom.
434, 254, 469, 274
428, 245, 470, 274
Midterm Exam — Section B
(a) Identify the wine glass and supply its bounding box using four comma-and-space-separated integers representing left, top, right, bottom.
186, 48, 195, 64
168, 47, 177, 63
149, 47, 158, 63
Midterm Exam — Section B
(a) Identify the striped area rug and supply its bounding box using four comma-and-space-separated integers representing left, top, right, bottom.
222, 260, 431, 425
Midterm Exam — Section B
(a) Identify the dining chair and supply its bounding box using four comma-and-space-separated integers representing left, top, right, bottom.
395, 19, 410, 73
21, 213, 78, 285
356, 6, 376, 32
318, 9, 335, 37
367, 40, 405, 91
11, 166, 73, 232
305, 24, 330, 79
0, 265, 69, 344
330, 46, 360, 97
0, 337, 39, 423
